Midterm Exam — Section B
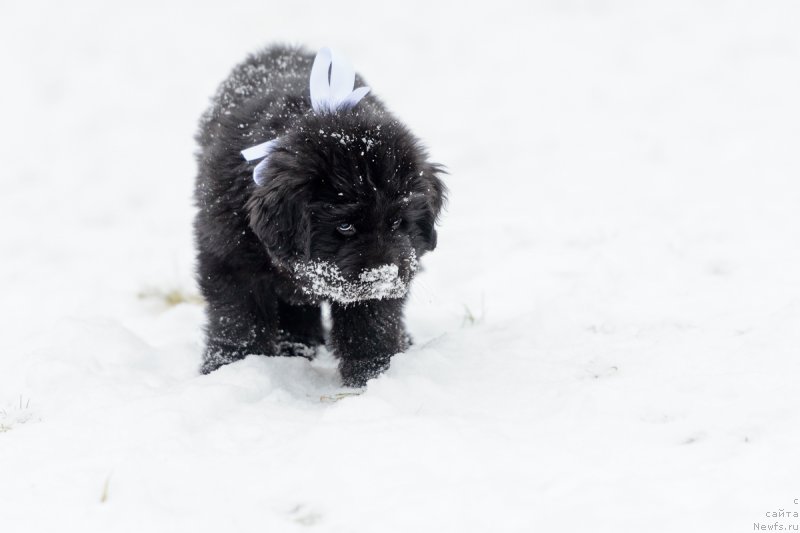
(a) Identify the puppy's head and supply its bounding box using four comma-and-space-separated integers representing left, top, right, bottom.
246, 112, 446, 303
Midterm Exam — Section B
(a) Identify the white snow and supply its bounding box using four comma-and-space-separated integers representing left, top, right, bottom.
2, 1, 800, 532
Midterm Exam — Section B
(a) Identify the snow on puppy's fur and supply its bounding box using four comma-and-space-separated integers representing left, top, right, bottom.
295, 250, 418, 304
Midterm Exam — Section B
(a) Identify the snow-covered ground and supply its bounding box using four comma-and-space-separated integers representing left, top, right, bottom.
2, 1, 799, 531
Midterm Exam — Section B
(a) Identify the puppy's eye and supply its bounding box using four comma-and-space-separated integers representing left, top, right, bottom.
337, 223, 356, 236
390, 218, 402, 231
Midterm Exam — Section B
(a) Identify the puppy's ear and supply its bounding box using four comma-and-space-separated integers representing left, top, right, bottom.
246, 165, 311, 270
419, 163, 447, 252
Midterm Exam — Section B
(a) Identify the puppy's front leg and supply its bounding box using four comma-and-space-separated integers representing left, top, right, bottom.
330, 299, 410, 387
198, 254, 279, 374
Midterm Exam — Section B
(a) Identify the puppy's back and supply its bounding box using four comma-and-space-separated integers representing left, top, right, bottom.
197, 44, 314, 148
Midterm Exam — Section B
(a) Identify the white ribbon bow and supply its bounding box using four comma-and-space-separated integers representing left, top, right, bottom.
309, 47, 371, 113
241, 47, 371, 186
241, 139, 279, 187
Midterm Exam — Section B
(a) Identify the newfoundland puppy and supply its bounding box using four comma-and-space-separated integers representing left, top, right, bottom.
193, 45, 446, 387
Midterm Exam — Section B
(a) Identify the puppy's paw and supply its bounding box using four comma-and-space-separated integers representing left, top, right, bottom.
200, 350, 235, 374
200, 343, 257, 374
276, 340, 318, 360
339, 356, 391, 388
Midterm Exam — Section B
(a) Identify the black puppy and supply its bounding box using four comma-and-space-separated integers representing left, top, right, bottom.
194, 45, 445, 387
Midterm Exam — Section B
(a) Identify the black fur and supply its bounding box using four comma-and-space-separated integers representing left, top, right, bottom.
194, 44, 446, 387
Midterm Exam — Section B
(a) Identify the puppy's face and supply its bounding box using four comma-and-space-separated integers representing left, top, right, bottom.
247, 114, 445, 303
